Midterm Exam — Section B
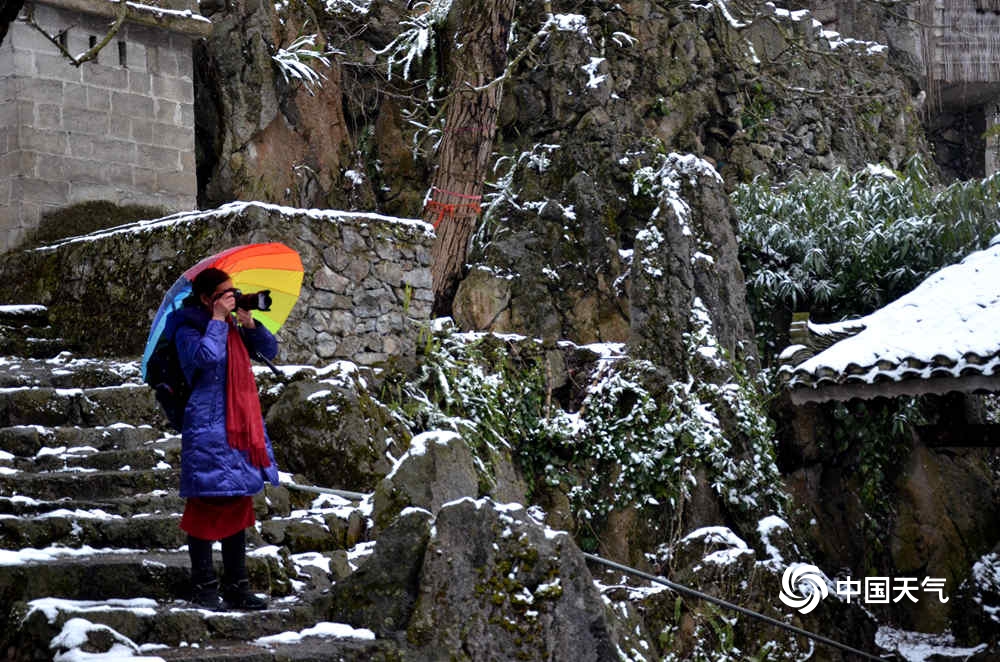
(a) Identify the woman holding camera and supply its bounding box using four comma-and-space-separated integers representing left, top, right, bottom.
173, 267, 280, 610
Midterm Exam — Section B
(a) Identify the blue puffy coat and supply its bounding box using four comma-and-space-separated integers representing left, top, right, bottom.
173, 306, 280, 498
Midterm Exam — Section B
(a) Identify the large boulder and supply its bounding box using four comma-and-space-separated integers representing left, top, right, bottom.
328, 508, 433, 636
265, 373, 409, 492
372, 430, 479, 530
406, 498, 618, 661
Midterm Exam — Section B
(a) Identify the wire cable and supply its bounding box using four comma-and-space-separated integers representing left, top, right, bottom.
583, 553, 889, 661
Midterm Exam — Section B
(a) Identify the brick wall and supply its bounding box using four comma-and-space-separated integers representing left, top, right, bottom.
0, 2, 201, 251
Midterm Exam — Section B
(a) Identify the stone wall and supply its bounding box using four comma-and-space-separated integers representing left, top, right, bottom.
0, 0, 208, 250
0, 202, 434, 366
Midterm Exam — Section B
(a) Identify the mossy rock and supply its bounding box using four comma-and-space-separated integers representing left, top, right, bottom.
26, 201, 165, 248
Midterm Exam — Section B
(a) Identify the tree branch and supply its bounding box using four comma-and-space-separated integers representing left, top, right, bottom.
24, 0, 127, 66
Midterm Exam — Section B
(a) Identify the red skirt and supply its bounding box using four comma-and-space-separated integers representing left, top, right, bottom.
180, 496, 255, 541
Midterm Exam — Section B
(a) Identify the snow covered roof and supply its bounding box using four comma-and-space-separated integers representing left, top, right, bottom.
779, 237, 1000, 404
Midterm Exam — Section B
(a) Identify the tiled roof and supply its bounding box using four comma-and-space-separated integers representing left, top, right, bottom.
779, 238, 1000, 403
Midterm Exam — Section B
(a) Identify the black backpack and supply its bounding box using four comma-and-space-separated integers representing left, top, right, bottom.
145, 319, 190, 433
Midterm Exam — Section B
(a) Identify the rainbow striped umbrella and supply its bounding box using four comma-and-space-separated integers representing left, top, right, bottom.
141, 243, 304, 379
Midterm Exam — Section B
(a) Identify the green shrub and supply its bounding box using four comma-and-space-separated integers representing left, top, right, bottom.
734, 156, 1000, 358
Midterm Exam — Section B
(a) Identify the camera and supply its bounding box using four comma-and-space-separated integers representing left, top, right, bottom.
234, 289, 272, 311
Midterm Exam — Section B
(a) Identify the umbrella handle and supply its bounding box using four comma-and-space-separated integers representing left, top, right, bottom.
253, 350, 286, 381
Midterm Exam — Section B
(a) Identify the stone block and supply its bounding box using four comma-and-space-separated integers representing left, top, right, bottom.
82, 64, 127, 90
133, 166, 156, 189
87, 87, 111, 112
0, 99, 18, 127
68, 182, 120, 204
34, 103, 61, 129
137, 143, 180, 169
153, 98, 179, 124
131, 118, 154, 144
12, 49, 35, 76
151, 121, 193, 150
128, 71, 151, 95
36, 154, 105, 184
18, 78, 61, 104
152, 74, 192, 103
91, 138, 137, 165
63, 106, 109, 136
112, 90, 154, 117
154, 49, 179, 77
155, 169, 195, 195
35, 52, 81, 83
180, 103, 194, 129
19, 177, 69, 204
127, 42, 148, 73
108, 163, 134, 186
109, 117, 132, 140
68, 135, 94, 158
62, 82, 86, 109
10, 25, 60, 54
401, 268, 432, 290
21, 127, 67, 155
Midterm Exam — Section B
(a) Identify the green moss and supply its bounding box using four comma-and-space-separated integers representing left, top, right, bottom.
26, 201, 165, 248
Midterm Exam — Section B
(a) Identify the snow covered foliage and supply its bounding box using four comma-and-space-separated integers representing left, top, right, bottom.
272, 34, 338, 95
966, 552, 1000, 626
372, 0, 453, 81
391, 318, 784, 551
735, 156, 1000, 355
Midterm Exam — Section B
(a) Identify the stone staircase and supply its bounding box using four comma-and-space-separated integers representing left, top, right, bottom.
0, 306, 397, 661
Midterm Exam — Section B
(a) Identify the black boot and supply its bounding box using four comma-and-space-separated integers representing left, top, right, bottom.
221, 530, 268, 611
188, 535, 224, 610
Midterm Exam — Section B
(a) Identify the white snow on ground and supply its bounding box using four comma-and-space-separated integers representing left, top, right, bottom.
50, 617, 164, 661
757, 515, 791, 569
876, 627, 987, 661
253, 621, 375, 646
0, 304, 48, 314
29, 598, 159, 622
681, 526, 754, 567
0, 545, 152, 566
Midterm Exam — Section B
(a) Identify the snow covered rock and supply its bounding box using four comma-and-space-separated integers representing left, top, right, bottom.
372, 430, 479, 530
406, 498, 618, 660
266, 377, 406, 492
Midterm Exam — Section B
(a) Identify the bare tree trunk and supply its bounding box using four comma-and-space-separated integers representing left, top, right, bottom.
425, 0, 516, 317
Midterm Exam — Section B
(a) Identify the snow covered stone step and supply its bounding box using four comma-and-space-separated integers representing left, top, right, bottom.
155, 630, 399, 662
0, 354, 141, 389
0, 466, 179, 501
0, 384, 163, 428
14, 595, 328, 655
0, 510, 187, 551
0, 305, 49, 327
0, 490, 184, 518
0, 548, 288, 605
13, 438, 181, 473
0, 424, 166, 458
0, 335, 70, 359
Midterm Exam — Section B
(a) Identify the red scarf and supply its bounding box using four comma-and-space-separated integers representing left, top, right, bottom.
225, 320, 270, 469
